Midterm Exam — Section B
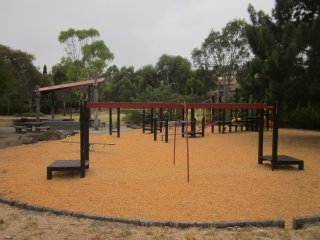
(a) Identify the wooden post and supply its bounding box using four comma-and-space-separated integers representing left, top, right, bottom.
181, 108, 185, 137
222, 109, 226, 134
229, 109, 233, 133
150, 108, 154, 133
93, 78, 99, 130
117, 108, 120, 138
258, 108, 264, 164
80, 100, 84, 177
266, 107, 270, 131
211, 96, 214, 133
142, 109, 145, 133
159, 108, 163, 132
51, 91, 55, 119
272, 102, 279, 170
153, 118, 157, 141
201, 117, 205, 137
85, 101, 90, 162
35, 85, 40, 122
218, 95, 222, 132
184, 104, 190, 182
165, 119, 169, 143
191, 108, 195, 137
109, 108, 112, 135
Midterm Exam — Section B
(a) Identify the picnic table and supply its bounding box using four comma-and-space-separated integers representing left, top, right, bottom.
14, 121, 51, 133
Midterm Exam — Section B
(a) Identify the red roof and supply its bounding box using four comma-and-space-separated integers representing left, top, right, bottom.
38, 78, 106, 93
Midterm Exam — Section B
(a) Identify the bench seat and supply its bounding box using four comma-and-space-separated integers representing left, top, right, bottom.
260, 155, 304, 170
47, 160, 89, 179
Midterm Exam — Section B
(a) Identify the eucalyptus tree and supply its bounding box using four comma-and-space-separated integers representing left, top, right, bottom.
58, 28, 100, 62
156, 54, 192, 94
192, 19, 251, 102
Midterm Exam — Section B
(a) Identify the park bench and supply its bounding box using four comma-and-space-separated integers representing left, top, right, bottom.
260, 155, 304, 170
47, 160, 89, 180
36, 126, 51, 132
14, 126, 27, 133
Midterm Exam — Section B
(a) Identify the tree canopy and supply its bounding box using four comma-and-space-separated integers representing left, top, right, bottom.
0, 44, 41, 114
241, 1, 320, 129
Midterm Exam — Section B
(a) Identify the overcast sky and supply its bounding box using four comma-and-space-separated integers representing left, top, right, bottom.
0, 0, 274, 71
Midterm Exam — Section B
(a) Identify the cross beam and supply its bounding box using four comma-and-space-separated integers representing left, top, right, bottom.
87, 102, 267, 109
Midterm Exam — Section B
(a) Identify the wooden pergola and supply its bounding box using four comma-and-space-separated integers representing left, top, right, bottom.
35, 78, 105, 121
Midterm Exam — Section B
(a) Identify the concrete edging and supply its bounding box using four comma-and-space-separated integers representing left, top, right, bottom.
293, 215, 320, 229
0, 195, 285, 229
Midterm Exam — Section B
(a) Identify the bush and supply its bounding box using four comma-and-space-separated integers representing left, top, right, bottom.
285, 105, 320, 130
123, 111, 143, 126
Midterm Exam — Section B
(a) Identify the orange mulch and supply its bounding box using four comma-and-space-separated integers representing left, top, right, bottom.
0, 128, 319, 227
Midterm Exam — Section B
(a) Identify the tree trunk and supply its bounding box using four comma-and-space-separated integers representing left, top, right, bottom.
63, 100, 66, 116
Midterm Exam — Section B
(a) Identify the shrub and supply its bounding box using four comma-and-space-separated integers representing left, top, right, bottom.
285, 105, 320, 130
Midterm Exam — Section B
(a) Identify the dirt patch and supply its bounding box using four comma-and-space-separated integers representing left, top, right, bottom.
0, 128, 319, 229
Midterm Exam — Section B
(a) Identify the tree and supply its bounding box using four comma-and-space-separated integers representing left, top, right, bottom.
156, 54, 192, 94
192, 19, 251, 102
0, 44, 41, 114
103, 66, 136, 102
58, 28, 100, 62
58, 28, 114, 80
242, 2, 320, 129
82, 40, 114, 78
134, 65, 158, 93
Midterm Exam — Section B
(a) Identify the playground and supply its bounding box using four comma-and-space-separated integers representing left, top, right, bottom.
0, 124, 319, 228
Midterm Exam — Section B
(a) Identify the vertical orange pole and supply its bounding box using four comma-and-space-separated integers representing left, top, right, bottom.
184, 103, 190, 182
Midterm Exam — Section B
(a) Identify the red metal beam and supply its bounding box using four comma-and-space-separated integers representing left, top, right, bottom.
87, 102, 268, 109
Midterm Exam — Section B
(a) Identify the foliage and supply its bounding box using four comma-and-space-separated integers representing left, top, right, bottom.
285, 105, 320, 130
156, 54, 192, 94
58, 28, 100, 62
56, 27, 114, 80
241, 1, 320, 129
192, 19, 251, 101
0, 44, 41, 114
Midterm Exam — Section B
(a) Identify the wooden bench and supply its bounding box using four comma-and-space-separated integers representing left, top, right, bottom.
14, 126, 26, 133
260, 155, 304, 170
36, 126, 51, 132
47, 160, 89, 180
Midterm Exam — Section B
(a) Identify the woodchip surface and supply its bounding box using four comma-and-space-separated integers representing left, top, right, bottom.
0, 128, 319, 228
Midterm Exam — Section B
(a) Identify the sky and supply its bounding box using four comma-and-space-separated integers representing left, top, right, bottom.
0, 0, 274, 72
